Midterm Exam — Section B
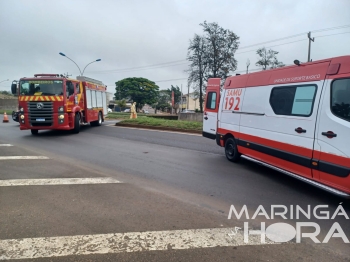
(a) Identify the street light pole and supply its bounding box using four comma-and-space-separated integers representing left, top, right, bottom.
82, 59, 101, 76
59, 52, 82, 75
0, 79, 9, 84
246, 59, 250, 74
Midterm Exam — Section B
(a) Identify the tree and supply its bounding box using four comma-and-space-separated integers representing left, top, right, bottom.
116, 99, 126, 109
256, 47, 285, 70
187, 34, 207, 113
115, 77, 159, 110
0, 91, 13, 96
156, 90, 171, 111
201, 21, 240, 82
169, 85, 181, 105
155, 86, 182, 112
186, 21, 240, 112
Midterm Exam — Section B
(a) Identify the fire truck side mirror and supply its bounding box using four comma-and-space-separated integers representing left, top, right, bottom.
11, 83, 17, 95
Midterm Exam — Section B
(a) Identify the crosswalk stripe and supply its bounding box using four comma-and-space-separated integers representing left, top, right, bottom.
0, 144, 13, 146
0, 177, 122, 186
0, 227, 279, 260
0, 156, 49, 160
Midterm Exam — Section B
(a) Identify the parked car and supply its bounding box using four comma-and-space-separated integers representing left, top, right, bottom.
143, 110, 149, 114
107, 108, 112, 113
124, 109, 130, 113
182, 109, 195, 113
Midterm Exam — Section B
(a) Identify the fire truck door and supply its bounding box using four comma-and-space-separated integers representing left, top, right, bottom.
66, 81, 76, 113
203, 78, 221, 139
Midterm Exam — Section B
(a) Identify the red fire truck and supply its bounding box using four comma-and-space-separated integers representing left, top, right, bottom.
11, 74, 108, 135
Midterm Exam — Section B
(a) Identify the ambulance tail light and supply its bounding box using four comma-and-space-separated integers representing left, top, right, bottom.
327, 63, 340, 75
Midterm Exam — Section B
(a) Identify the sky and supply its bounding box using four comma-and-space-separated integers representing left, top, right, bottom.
1, 0, 350, 95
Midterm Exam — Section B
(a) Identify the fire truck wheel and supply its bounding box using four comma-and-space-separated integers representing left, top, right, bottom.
31, 129, 38, 135
97, 112, 102, 126
73, 113, 80, 134
90, 112, 102, 127
225, 137, 240, 162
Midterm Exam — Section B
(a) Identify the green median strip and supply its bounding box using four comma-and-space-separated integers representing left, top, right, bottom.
115, 117, 203, 133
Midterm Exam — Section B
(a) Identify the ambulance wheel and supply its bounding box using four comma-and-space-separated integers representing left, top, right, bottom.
225, 137, 240, 162
31, 129, 38, 135
72, 113, 80, 134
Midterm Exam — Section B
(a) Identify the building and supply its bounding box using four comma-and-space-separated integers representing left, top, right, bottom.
180, 92, 205, 111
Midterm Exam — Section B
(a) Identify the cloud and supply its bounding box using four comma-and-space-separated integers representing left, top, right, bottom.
0, 0, 349, 93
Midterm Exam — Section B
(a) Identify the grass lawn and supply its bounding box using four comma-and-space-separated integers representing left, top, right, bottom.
106, 112, 149, 119
0, 109, 14, 114
120, 117, 202, 131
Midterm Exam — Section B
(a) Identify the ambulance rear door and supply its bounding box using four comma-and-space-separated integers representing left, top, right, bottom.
203, 78, 221, 139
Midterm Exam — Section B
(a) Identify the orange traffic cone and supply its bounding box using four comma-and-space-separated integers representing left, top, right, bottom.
3, 112, 9, 123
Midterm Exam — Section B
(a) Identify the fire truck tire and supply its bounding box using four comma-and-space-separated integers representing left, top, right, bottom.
73, 113, 80, 134
90, 112, 102, 127
225, 137, 240, 162
96, 112, 102, 126
31, 129, 38, 135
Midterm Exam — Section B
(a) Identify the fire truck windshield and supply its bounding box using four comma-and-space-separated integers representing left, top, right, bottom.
20, 80, 63, 96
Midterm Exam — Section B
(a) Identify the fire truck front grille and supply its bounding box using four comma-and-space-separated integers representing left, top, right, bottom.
28, 101, 53, 126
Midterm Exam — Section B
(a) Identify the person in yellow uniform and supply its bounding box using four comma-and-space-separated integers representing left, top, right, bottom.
130, 102, 137, 119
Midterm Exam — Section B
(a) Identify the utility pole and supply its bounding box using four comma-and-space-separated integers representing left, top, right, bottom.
307, 32, 315, 62
246, 59, 250, 74
187, 84, 190, 110
181, 84, 183, 112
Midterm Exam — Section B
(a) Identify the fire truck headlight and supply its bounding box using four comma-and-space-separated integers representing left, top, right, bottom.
59, 114, 64, 119
58, 107, 64, 112
20, 115, 25, 119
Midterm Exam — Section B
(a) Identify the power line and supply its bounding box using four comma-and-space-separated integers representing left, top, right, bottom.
92, 62, 188, 75
312, 24, 350, 33
88, 60, 187, 74
236, 39, 308, 55
154, 78, 188, 83
315, 31, 350, 38
238, 33, 306, 49
86, 24, 350, 75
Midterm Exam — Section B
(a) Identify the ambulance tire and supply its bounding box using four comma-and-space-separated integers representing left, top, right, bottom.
225, 137, 240, 162
31, 129, 38, 135
72, 113, 80, 134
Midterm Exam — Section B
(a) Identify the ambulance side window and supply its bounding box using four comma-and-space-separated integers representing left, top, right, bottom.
331, 78, 350, 122
206, 92, 217, 109
270, 85, 317, 117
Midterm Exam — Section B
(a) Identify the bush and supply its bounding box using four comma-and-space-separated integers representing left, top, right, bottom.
146, 115, 178, 120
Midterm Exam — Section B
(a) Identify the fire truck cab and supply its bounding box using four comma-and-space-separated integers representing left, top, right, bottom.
12, 74, 108, 135
203, 55, 350, 198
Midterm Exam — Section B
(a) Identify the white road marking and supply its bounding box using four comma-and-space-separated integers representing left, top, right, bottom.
0, 177, 122, 186
109, 125, 202, 136
0, 144, 13, 146
0, 227, 279, 260
0, 156, 49, 160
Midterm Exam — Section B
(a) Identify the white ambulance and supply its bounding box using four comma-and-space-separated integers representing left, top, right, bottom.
203, 55, 350, 198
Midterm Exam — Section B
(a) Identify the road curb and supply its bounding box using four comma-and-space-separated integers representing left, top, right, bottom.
114, 123, 202, 134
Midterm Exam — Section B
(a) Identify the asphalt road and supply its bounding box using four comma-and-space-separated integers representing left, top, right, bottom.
0, 120, 349, 261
